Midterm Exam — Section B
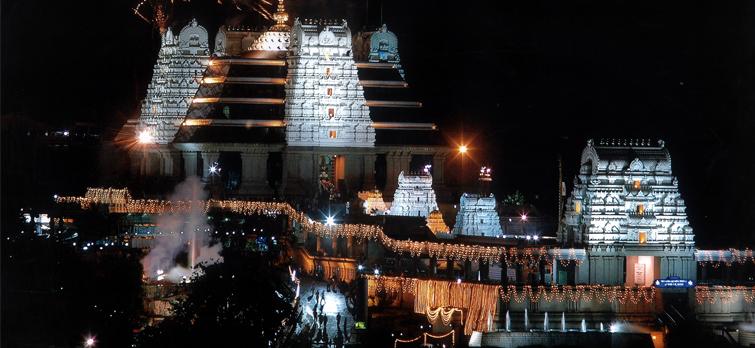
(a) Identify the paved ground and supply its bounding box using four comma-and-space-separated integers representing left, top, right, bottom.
296, 278, 356, 346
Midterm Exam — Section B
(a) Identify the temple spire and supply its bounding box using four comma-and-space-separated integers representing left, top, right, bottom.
270, 0, 290, 31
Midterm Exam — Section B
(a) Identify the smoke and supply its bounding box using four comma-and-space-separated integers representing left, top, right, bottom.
141, 176, 223, 282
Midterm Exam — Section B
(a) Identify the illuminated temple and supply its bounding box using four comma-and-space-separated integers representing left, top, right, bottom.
100, 3, 755, 346
390, 171, 439, 217
558, 139, 696, 286
453, 193, 503, 237
118, 4, 448, 200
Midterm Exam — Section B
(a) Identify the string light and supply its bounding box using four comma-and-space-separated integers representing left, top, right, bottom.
695, 286, 755, 305
58, 188, 587, 267
696, 249, 755, 268
395, 331, 455, 348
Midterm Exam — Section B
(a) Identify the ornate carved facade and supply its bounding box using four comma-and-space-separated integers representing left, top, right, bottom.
120, 4, 449, 200
453, 193, 503, 237
390, 172, 439, 217
136, 19, 211, 145
285, 19, 374, 147
559, 139, 695, 246
559, 139, 696, 286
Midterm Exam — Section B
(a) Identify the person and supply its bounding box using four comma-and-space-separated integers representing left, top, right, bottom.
327, 277, 332, 292
311, 280, 315, 294
315, 290, 320, 304
336, 312, 341, 325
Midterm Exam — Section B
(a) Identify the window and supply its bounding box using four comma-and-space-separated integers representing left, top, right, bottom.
329, 131, 337, 139
634, 180, 641, 189
639, 232, 647, 244
327, 88, 333, 97
575, 202, 581, 213
638, 204, 644, 214
328, 108, 334, 118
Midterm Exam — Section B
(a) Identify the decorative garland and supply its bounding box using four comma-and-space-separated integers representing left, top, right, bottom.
394, 331, 455, 348
695, 286, 755, 305
697, 249, 755, 268
57, 188, 587, 266
368, 275, 657, 335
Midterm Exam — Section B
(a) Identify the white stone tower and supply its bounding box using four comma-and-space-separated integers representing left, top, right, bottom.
453, 193, 503, 237
285, 19, 375, 147
390, 171, 439, 217
137, 19, 211, 144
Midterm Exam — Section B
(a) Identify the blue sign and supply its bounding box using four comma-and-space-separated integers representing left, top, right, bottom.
653, 276, 695, 288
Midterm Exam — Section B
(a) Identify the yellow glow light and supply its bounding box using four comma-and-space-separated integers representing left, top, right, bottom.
460, 146, 467, 154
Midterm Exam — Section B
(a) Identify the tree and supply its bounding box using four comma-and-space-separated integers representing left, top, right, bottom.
140, 246, 298, 348
502, 190, 526, 206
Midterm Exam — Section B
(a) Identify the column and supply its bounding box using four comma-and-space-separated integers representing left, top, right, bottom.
446, 259, 454, 280
183, 152, 198, 179
384, 151, 400, 196
363, 154, 377, 191
200, 151, 219, 182
433, 153, 446, 184
241, 152, 268, 192
430, 256, 437, 276
464, 260, 472, 281
347, 236, 354, 258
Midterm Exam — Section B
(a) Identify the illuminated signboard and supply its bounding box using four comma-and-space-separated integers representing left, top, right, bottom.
354, 322, 366, 330
653, 276, 695, 288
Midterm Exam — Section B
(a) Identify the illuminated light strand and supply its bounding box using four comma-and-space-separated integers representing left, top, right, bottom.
58, 189, 590, 266
395, 331, 455, 348
393, 336, 421, 348
425, 331, 456, 346
695, 286, 755, 305
57, 188, 583, 264
696, 249, 755, 268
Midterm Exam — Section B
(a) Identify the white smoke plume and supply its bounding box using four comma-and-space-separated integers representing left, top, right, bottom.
141, 176, 223, 282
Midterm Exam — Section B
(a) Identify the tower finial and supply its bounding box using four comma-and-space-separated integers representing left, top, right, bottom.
270, 0, 290, 31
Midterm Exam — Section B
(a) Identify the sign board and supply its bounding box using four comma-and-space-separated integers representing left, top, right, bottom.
653, 276, 695, 288
634, 263, 646, 285
507, 269, 517, 282
354, 322, 366, 330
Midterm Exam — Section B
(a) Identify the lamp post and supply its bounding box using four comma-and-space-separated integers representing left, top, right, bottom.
459, 145, 467, 192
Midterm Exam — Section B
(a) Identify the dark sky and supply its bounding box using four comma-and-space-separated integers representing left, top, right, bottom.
2, 0, 754, 247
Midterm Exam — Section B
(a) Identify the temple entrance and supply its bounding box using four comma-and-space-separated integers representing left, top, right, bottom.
626, 255, 656, 287
317, 154, 345, 201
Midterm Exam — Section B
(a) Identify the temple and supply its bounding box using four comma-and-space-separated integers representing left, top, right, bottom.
558, 139, 696, 286
389, 171, 439, 217
118, 5, 449, 200
453, 193, 503, 237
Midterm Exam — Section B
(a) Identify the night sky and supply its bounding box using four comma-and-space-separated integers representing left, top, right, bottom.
2, 0, 754, 247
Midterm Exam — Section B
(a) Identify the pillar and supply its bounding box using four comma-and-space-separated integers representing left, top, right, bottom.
433, 153, 446, 185
465, 260, 472, 280
430, 256, 438, 276
183, 152, 198, 179
363, 154, 377, 191
446, 258, 454, 280
347, 236, 354, 258
241, 152, 268, 192
200, 151, 219, 182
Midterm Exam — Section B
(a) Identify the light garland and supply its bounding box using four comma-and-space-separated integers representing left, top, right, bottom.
394, 331, 455, 348
695, 286, 755, 305
57, 188, 587, 266
369, 275, 655, 333
697, 249, 755, 268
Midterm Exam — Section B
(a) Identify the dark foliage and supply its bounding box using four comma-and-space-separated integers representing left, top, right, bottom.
140, 246, 297, 348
